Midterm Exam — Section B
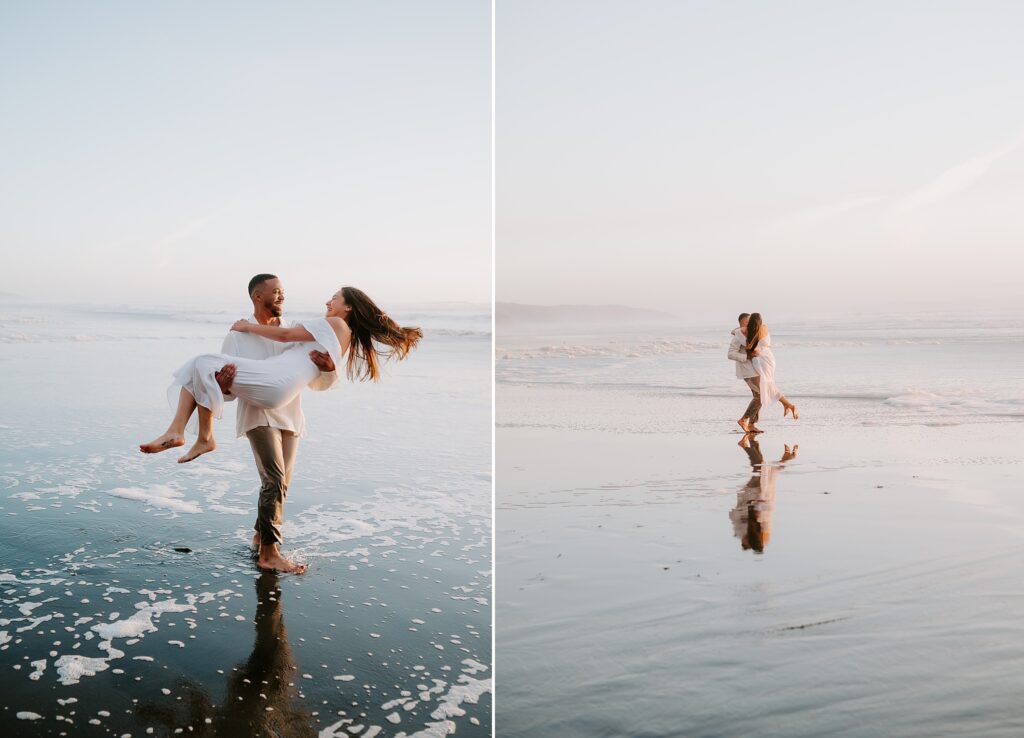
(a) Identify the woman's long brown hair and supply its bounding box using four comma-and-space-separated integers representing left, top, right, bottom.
341, 286, 423, 382
745, 312, 767, 358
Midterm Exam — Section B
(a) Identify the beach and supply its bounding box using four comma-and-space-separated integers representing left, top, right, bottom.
496, 313, 1024, 737
0, 301, 492, 737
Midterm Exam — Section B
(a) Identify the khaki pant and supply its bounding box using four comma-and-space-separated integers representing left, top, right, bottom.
742, 376, 761, 423
247, 426, 299, 546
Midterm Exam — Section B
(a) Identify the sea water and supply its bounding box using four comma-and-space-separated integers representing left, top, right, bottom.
498, 310, 1024, 431
0, 299, 491, 736
497, 310, 1024, 737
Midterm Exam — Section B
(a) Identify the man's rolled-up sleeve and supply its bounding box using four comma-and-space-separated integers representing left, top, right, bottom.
219, 332, 239, 402
308, 370, 341, 392
727, 334, 747, 363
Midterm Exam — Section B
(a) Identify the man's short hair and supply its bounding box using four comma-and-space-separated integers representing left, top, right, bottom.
248, 273, 278, 297
738, 313, 750, 323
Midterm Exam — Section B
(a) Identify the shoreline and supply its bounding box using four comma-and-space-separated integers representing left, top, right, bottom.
497, 414, 1024, 736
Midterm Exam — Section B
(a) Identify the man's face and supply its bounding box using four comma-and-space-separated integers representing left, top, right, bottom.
254, 278, 284, 317
739, 317, 749, 335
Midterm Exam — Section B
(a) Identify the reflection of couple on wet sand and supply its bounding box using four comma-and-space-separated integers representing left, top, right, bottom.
728, 312, 799, 434
139, 274, 422, 573
137, 572, 318, 737
730, 436, 798, 553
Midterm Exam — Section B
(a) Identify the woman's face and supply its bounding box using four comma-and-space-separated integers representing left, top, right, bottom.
325, 291, 351, 318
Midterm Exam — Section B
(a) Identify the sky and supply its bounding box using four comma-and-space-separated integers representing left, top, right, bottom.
497, 0, 1024, 320
0, 1, 490, 310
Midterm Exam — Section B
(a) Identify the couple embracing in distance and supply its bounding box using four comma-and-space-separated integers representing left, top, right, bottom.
728, 312, 799, 434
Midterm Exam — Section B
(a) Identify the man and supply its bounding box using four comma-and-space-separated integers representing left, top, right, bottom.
215, 274, 339, 573
727, 312, 762, 434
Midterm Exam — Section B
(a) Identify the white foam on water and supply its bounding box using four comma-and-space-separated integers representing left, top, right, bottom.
54, 654, 111, 685
17, 614, 53, 632
209, 504, 249, 515
18, 600, 48, 616
16, 711, 42, 720
28, 659, 46, 680
106, 485, 201, 514
319, 719, 348, 737
395, 676, 492, 737
461, 658, 487, 675
92, 610, 156, 640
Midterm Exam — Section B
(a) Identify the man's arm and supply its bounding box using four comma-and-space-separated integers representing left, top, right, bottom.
727, 333, 748, 363
307, 350, 341, 391
217, 331, 240, 400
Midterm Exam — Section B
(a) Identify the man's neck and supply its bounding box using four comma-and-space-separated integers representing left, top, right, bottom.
253, 308, 282, 326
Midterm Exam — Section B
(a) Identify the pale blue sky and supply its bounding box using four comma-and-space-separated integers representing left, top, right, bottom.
1, 1, 490, 308
498, 0, 1024, 318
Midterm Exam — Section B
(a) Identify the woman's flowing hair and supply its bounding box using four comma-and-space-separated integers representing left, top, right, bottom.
341, 286, 423, 382
745, 312, 767, 358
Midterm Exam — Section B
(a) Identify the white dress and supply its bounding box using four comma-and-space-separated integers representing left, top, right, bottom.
750, 332, 784, 408
167, 318, 344, 424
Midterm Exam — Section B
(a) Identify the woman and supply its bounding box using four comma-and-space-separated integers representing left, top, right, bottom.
745, 312, 798, 421
140, 286, 422, 463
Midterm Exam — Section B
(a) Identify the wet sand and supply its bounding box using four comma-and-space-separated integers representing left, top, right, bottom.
497, 386, 1024, 736
1, 314, 491, 737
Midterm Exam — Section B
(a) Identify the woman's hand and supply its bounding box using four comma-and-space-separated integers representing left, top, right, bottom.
231, 319, 252, 333
748, 349, 759, 358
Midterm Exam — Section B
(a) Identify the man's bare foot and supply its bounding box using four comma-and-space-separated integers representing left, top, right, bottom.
748, 424, 764, 434
140, 433, 185, 454
251, 532, 261, 548
257, 550, 307, 574
737, 418, 750, 432
177, 438, 216, 464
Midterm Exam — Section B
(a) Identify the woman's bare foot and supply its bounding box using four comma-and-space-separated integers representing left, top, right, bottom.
140, 433, 185, 454
788, 404, 799, 420
257, 547, 307, 574
178, 438, 216, 464
251, 532, 261, 548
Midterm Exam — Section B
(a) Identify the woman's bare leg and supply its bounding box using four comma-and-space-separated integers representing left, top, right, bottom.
178, 404, 217, 463
140, 388, 195, 453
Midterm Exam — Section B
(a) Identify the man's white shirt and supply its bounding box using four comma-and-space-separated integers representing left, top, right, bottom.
220, 315, 340, 438
728, 328, 758, 379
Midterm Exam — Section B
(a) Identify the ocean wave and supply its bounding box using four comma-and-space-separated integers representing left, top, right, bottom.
498, 339, 720, 360
497, 336, 1023, 361
1, 327, 489, 343
0, 333, 214, 344
883, 389, 1024, 417
429, 328, 491, 337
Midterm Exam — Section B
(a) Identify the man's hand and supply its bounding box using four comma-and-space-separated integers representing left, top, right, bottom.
309, 350, 336, 373
215, 364, 236, 394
